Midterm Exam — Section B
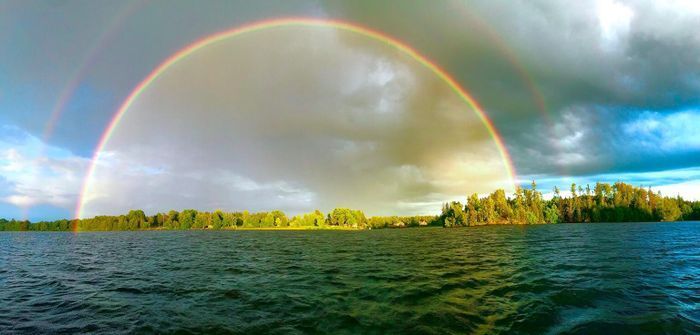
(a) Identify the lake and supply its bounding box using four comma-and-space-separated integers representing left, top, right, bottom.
1, 222, 699, 334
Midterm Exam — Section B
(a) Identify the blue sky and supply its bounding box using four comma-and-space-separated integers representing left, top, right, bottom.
1, 0, 699, 221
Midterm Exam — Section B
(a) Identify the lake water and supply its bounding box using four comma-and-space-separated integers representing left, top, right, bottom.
1, 222, 699, 334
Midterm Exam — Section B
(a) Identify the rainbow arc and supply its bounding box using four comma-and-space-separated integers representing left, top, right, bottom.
75, 17, 518, 222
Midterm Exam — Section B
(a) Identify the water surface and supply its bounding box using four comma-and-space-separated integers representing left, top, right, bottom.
1, 222, 699, 334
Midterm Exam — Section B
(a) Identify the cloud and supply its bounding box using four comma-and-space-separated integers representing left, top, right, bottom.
321, 0, 699, 114
511, 106, 700, 177
0, 0, 326, 157
597, 0, 634, 47
470, 0, 700, 109
526, 167, 700, 201
83, 151, 319, 217
0, 126, 88, 211
80, 27, 513, 217
318, 0, 700, 184
623, 110, 700, 151
653, 179, 700, 201
2, 1, 700, 219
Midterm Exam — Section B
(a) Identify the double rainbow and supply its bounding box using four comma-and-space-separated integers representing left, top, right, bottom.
75, 17, 518, 219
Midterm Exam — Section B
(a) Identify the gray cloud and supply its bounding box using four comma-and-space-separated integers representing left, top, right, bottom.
510, 106, 700, 177
82, 27, 512, 217
5, 0, 700, 174
3, 0, 700, 219
0, 0, 324, 156
322, 0, 700, 176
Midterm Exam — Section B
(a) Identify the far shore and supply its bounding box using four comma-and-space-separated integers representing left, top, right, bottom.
2, 181, 699, 232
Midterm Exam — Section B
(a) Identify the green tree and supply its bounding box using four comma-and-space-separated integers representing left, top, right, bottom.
126, 210, 147, 230
492, 189, 512, 223
194, 211, 209, 229
544, 203, 559, 224
261, 212, 275, 228
270, 210, 288, 227
441, 201, 467, 227
466, 193, 482, 225
179, 209, 196, 229
657, 198, 682, 221
481, 197, 497, 224
212, 210, 224, 229
327, 208, 365, 228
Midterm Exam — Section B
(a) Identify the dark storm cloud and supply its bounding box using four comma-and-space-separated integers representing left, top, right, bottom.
4, 0, 698, 174
321, 0, 700, 176
457, 0, 700, 110
2, 0, 700, 219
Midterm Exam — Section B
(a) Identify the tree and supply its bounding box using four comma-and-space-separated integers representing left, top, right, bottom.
261, 212, 275, 228
466, 193, 482, 225
481, 197, 497, 224
312, 210, 326, 227
492, 189, 512, 223
127, 210, 147, 230
4, 180, 697, 231
292, 210, 325, 227
544, 203, 559, 224
212, 210, 224, 229
327, 208, 365, 228
194, 211, 210, 229
270, 210, 288, 227
328, 208, 353, 226
441, 201, 467, 227
179, 210, 196, 230
512, 187, 527, 224
657, 198, 681, 221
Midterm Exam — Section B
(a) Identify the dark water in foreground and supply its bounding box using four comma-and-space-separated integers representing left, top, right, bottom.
1, 222, 699, 334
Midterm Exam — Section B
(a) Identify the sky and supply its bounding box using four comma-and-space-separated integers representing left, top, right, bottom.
1, 0, 699, 221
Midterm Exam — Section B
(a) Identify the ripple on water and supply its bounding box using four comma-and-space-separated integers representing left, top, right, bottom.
1, 222, 699, 334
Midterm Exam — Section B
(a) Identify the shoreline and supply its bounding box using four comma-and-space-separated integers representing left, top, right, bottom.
2, 221, 698, 233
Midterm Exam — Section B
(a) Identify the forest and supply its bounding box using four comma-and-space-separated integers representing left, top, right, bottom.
1, 181, 699, 231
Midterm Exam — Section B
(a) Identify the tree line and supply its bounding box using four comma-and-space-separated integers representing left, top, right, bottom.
1, 181, 698, 231
441, 181, 700, 227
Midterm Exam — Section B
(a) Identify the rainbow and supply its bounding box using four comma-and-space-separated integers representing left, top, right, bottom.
449, 2, 550, 122
42, 1, 144, 145
75, 17, 519, 220
450, 3, 570, 178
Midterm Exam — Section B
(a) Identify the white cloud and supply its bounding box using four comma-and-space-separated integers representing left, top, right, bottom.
597, 0, 634, 48
623, 110, 700, 151
653, 179, 700, 201
524, 167, 700, 201
0, 127, 89, 211
4, 195, 39, 208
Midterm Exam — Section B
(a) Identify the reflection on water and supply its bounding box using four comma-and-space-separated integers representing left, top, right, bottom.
1, 222, 699, 334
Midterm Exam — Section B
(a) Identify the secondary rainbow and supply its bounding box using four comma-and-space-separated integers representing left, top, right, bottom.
75, 17, 519, 220
42, 1, 144, 145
